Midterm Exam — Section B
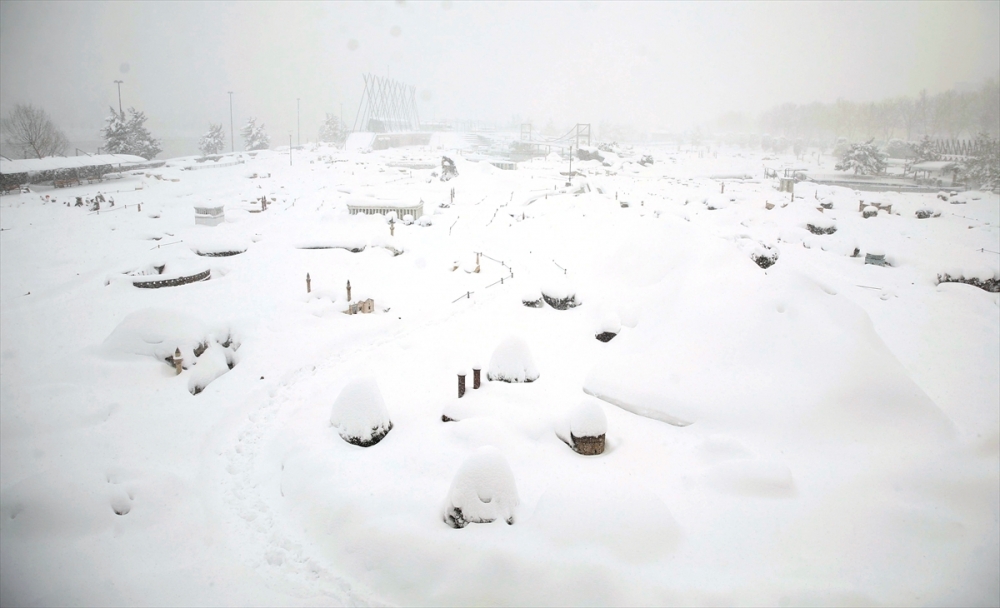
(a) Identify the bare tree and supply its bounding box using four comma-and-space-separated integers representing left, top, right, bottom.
1, 104, 69, 159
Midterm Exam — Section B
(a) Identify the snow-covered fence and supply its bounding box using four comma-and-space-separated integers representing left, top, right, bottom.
184, 159, 245, 171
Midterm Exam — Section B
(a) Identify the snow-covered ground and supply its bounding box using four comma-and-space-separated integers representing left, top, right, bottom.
1, 143, 998, 606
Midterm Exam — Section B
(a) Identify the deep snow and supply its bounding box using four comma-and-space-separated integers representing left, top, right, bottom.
1, 141, 998, 606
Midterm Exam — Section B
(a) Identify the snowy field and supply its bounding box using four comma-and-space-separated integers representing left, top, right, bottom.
1, 143, 998, 606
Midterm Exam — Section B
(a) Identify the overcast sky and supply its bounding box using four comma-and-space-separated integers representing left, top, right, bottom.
1, 0, 998, 144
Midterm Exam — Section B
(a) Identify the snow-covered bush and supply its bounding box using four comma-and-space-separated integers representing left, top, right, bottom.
440, 156, 458, 181
442, 446, 519, 528
487, 336, 539, 383
241, 117, 270, 151
330, 378, 393, 447
835, 139, 887, 175
540, 280, 580, 310
521, 287, 544, 308
199, 123, 226, 156
595, 313, 620, 342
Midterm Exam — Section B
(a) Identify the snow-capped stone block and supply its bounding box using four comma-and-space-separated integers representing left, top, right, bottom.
330, 378, 393, 447
442, 446, 519, 528
487, 336, 540, 383
569, 402, 607, 455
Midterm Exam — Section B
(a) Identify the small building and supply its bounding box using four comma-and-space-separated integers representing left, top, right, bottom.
194, 205, 225, 226
347, 201, 423, 220
346, 298, 375, 315
489, 160, 517, 170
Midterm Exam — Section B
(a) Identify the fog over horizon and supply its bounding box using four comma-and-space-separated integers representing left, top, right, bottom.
1, 0, 998, 148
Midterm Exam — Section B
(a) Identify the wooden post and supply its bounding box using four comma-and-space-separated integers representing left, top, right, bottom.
346, 280, 351, 301
138, 203, 141, 212
473, 368, 481, 389
173, 348, 183, 375
390, 220, 395, 236
721, 182, 725, 193
458, 373, 466, 398
306, 273, 311, 293
790, 182, 794, 201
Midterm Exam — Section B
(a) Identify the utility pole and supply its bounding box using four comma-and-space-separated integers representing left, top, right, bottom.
113, 80, 124, 118
289, 134, 292, 166
228, 91, 234, 153
297, 98, 300, 148
567, 145, 573, 185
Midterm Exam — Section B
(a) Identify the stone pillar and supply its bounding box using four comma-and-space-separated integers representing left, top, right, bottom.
473, 368, 481, 389
458, 373, 466, 398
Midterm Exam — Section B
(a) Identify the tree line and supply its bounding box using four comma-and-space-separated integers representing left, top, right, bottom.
717, 80, 999, 142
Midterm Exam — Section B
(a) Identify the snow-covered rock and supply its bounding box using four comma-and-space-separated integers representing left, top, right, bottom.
330, 378, 393, 447
442, 446, 519, 528
486, 337, 539, 383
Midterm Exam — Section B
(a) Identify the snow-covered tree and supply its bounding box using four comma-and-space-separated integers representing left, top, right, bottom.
318, 113, 344, 144
198, 123, 226, 156
911, 135, 940, 163
102, 107, 129, 156
241, 117, 270, 151
101, 107, 162, 160
835, 139, 887, 175
961, 132, 999, 190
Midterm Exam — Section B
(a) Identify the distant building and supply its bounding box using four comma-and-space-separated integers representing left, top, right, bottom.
347, 200, 423, 219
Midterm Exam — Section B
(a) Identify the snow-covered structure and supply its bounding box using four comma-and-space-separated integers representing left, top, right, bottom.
486, 336, 539, 383
330, 378, 393, 447
568, 402, 607, 455
346, 200, 423, 219
442, 446, 519, 528
194, 205, 225, 226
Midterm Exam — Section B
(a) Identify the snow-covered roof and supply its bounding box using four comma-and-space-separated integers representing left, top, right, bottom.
910, 161, 958, 171
0, 154, 148, 175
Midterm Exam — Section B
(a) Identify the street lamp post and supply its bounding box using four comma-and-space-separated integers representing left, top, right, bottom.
113, 80, 124, 118
228, 91, 234, 153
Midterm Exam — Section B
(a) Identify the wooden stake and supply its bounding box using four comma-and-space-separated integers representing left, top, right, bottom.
473, 368, 481, 389
306, 273, 311, 293
346, 280, 351, 301
458, 373, 466, 398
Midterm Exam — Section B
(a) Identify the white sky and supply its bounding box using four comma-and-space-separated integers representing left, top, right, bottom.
1, 0, 998, 141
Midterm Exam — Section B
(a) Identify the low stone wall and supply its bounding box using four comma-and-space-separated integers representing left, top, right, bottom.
133, 269, 210, 289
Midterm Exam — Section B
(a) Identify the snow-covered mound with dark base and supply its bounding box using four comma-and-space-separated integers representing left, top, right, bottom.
442, 446, 519, 528
330, 377, 393, 446
486, 336, 540, 383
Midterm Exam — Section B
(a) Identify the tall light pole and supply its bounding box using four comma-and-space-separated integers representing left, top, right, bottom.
289, 134, 293, 166
227, 91, 234, 153
113, 80, 124, 118
296, 98, 300, 148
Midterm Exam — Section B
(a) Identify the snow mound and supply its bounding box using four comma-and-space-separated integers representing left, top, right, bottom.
527, 479, 679, 562
442, 446, 519, 528
487, 336, 539, 383
330, 378, 393, 447
187, 342, 233, 395
102, 308, 208, 363
701, 459, 796, 497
